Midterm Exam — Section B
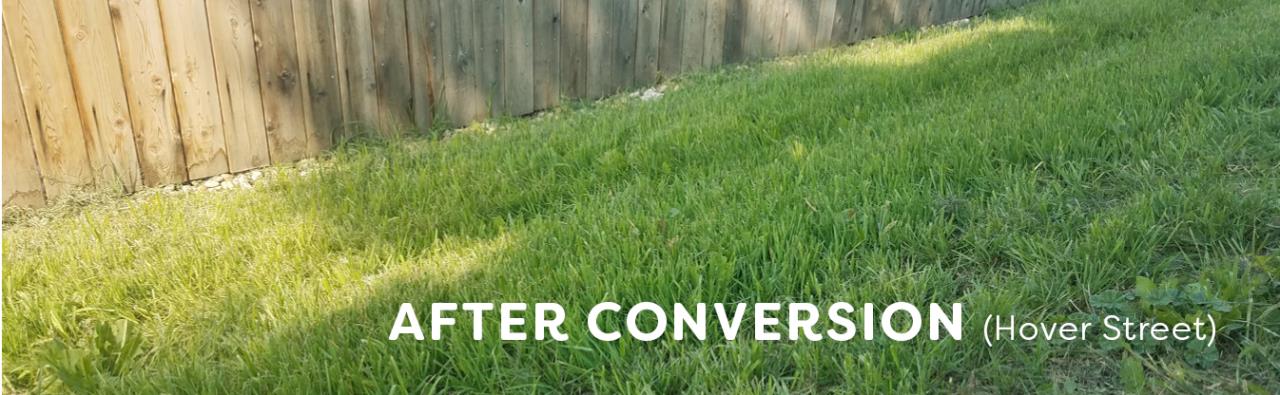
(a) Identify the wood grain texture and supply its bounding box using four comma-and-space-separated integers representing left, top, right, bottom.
293, 0, 344, 152
158, 1, 229, 179
251, 0, 309, 162
370, 0, 414, 132
815, 0, 839, 49
702, 0, 726, 68
720, 0, 745, 64
438, 0, 483, 125
831, 0, 867, 44
204, 0, 270, 172
679, 0, 706, 72
532, 0, 561, 110
474, 1, 503, 116
333, 0, 379, 134
406, 0, 440, 129
54, 0, 143, 190
106, 0, 187, 185
504, 0, 535, 115
559, 0, 588, 99
635, 0, 664, 85
3, 37, 45, 206
614, 0, 639, 90
5, 0, 96, 196
657, 0, 684, 75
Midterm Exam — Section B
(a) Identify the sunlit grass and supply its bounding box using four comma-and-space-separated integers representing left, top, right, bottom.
4, 0, 1280, 392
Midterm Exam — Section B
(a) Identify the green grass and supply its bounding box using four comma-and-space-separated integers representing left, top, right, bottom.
5, 0, 1280, 392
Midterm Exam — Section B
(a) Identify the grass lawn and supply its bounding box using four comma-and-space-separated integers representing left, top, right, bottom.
5, 0, 1280, 392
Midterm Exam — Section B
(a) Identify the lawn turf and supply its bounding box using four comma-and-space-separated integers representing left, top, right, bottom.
4, 0, 1280, 392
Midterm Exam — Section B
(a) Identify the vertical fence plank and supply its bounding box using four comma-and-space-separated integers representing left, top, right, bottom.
370, 0, 415, 132
293, 0, 344, 152
832, 0, 866, 44
205, 0, 270, 172
585, 0, 614, 98
532, 0, 560, 110
3, 37, 45, 206
54, 0, 143, 191
679, 0, 705, 72
815, 0, 838, 49
559, 0, 588, 99
333, 0, 379, 134
504, 0, 535, 115
475, 2, 503, 116
106, 0, 186, 185
720, 0, 744, 64
5, 0, 95, 196
635, 0, 664, 85
702, 0, 726, 68
251, 0, 310, 162
657, 0, 684, 75
406, 0, 439, 130
438, 0, 483, 124
157, 1, 229, 179
615, 0, 639, 90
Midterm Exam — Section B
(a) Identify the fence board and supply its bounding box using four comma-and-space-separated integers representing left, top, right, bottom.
831, 0, 866, 44
5, 0, 96, 196
333, 0, 379, 134
504, 0, 535, 115
702, 0, 726, 68
438, 0, 483, 125
105, 0, 186, 185
815, 0, 838, 48
635, 0, 664, 85
680, 0, 706, 72
3, 38, 45, 206
371, 0, 415, 132
720, 0, 745, 64
251, 0, 309, 162
293, 0, 344, 152
615, 0, 639, 90
157, 1, 229, 179
406, 0, 440, 129
205, 0, 270, 172
532, 0, 561, 110
54, 0, 143, 190
559, 0, 588, 99
475, 2, 503, 116
657, 0, 683, 75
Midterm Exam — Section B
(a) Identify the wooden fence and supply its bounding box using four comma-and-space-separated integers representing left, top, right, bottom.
2, 0, 1030, 207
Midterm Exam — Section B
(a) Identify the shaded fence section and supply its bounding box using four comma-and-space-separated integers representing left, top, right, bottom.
2, 0, 1031, 206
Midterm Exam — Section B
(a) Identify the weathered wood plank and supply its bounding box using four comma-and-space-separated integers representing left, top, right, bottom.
702, 0, 726, 68
438, 0, 483, 125
370, 0, 414, 132
251, 0, 309, 162
831, 0, 866, 44
54, 0, 143, 190
614, 0, 639, 90
558, 0, 588, 100
532, 0, 560, 110
815, 0, 839, 49
657, 0, 684, 75
3, 37, 45, 206
474, 1, 503, 116
635, 0, 663, 85
4, 0, 95, 196
680, 0, 706, 72
504, 0, 535, 115
406, 0, 440, 130
333, 0, 379, 134
157, 1, 230, 179
106, 0, 187, 185
293, 0, 344, 152
204, 0, 270, 172
720, 0, 745, 64
586, 0, 614, 98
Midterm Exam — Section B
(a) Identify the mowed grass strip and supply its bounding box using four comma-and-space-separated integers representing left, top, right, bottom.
5, 0, 1280, 392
